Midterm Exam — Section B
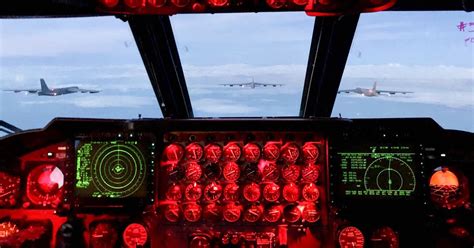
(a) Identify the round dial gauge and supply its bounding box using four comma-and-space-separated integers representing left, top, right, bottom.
204, 143, 222, 163
338, 226, 364, 248
282, 183, 299, 202
263, 183, 280, 202
292, 0, 308, 5
223, 203, 241, 223
168, 164, 185, 181
223, 183, 240, 201
0, 172, 21, 207
163, 143, 184, 162
171, 0, 190, 8
0, 222, 19, 238
185, 183, 202, 201
166, 184, 182, 201
148, 0, 166, 7
90, 222, 118, 248
243, 143, 261, 162
204, 182, 222, 202
282, 164, 300, 182
190, 236, 211, 248
243, 163, 260, 181
281, 143, 300, 163
364, 157, 416, 193
429, 167, 464, 209
223, 162, 240, 181
262, 162, 279, 181
185, 162, 202, 181
263, 143, 280, 161
302, 203, 320, 223
185, 143, 204, 161
371, 227, 399, 248
26, 165, 64, 207
122, 223, 148, 248
164, 204, 180, 222
302, 143, 319, 162
183, 203, 202, 222
203, 163, 222, 180
266, 0, 286, 9
243, 183, 261, 202
244, 204, 263, 223
203, 203, 221, 222
223, 143, 241, 162
283, 205, 301, 223
208, 0, 229, 7
301, 163, 319, 182
302, 183, 319, 202
264, 205, 282, 223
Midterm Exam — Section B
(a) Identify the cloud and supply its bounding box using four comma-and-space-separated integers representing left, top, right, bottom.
193, 98, 259, 114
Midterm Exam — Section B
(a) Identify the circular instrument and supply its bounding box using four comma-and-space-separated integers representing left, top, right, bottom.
203, 163, 222, 180
243, 183, 261, 202
204, 182, 222, 202
223, 162, 240, 181
122, 223, 148, 248
163, 143, 184, 162
223, 142, 241, 162
185, 143, 204, 161
90, 222, 118, 248
301, 163, 319, 182
244, 204, 263, 223
185, 183, 202, 201
164, 204, 180, 222
302, 143, 319, 162
243, 143, 261, 162
338, 226, 364, 248
264, 205, 282, 223
223, 203, 241, 223
302, 183, 319, 202
266, 0, 286, 9
203, 203, 221, 222
282, 183, 299, 202
185, 162, 202, 182
190, 235, 211, 248
208, 0, 229, 7
302, 203, 320, 223
26, 165, 64, 207
166, 184, 182, 201
243, 163, 260, 181
263, 143, 280, 161
262, 162, 279, 181
223, 183, 240, 201
283, 204, 301, 223
0, 222, 19, 238
263, 183, 280, 202
370, 226, 399, 248
183, 203, 202, 222
364, 157, 416, 193
281, 142, 300, 163
429, 167, 465, 209
168, 164, 185, 181
292, 0, 308, 6
282, 164, 300, 182
204, 143, 222, 163
0, 172, 21, 207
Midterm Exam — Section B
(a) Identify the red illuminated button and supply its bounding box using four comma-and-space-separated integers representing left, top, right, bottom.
302, 183, 319, 202
281, 143, 300, 163
164, 204, 180, 222
223, 183, 240, 202
243, 183, 261, 202
223, 142, 242, 162
282, 164, 300, 182
223, 162, 240, 181
183, 203, 202, 222
301, 163, 319, 182
163, 143, 184, 162
263, 143, 280, 161
282, 183, 299, 202
263, 183, 280, 202
122, 223, 148, 248
243, 143, 261, 162
302, 143, 319, 162
185, 143, 204, 161
204, 143, 222, 163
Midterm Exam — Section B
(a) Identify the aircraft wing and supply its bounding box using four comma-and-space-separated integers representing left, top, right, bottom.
376, 90, 413, 95
337, 89, 357, 93
71, 88, 100, 93
220, 83, 251, 87
3, 89, 40, 93
254, 83, 284, 87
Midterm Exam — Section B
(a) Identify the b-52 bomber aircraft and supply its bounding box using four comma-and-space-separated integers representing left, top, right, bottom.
338, 81, 413, 97
3, 78, 100, 96
221, 78, 283, 89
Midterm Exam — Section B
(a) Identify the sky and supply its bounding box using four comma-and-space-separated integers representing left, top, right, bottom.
0, 11, 473, 132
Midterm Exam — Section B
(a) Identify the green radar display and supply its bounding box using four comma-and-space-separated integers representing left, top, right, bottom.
76, 140, 148, 199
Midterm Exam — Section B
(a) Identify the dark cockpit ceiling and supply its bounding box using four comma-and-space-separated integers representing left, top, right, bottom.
0, 0, 473, 248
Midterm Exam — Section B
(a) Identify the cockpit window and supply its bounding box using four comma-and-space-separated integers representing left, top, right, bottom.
171, 13, 313, 117
333, 11, 474, 132
0, 16, 162, 130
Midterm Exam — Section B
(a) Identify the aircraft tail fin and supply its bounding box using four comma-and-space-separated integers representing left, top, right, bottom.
372, 81, 377, 91
40, 78, 50, 92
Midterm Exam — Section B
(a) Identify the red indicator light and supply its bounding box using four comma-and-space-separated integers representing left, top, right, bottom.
208, 0, 229, 7
98, 0, 119, 8
171, 0, 190, 7
147, 0, 166, 7
266, 0, 286, 9
124, 0, 146, 8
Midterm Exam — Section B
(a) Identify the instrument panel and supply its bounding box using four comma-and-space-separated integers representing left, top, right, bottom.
0, 117, 472, 248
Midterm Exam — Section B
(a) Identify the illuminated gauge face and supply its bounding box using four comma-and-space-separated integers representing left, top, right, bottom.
282, 164, 300, 182
338, 226, 364, 248
283, 205, 301, 223
164, 204, 180, 222
166, 184, 182, 201
168, 164, 185, 181
429, 168, 464, 209
301, 163, 319, 182
0, 222, 19, 238
185, 143, 204, 161
185, 162, 202, 181
208, 0, 229, 7
204, 143, 222, 163
90, 222, 118, 248
223, 183, 240, 201
26, 165, 64, 207
243, 163, 260, 181
223, 143, 241, 162
203, 203, 221, 222
264, 205, 282, 223
263, 183, 280, 202
283, 183, 299, 202
190, 236, 211, 248
292, 0, 308, 6
122, 223, 148, 248
185, 183, 202, 201
243, 183, 261, 202
147, 0, 166, 8
171, 0, 190, 8
263, 143, 280, 161
262, 162, 279, 181
371, 227, 399, 248
281, 143, 300, 163
204, 182, 222, 202
223, 162, 240, 182
204, 163, 222, 180
364, 157, 416, 195
183, 203, 202, 222
302, 203, 320, 223
266, 0, 286, 9
244, 205, 263, 223
243, 143, 261, 162
302, 183, 319, 202
164, 143, 184, 162
0, 172, 21, 207
223, 203, 241, 223
302, 143, 319, 162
